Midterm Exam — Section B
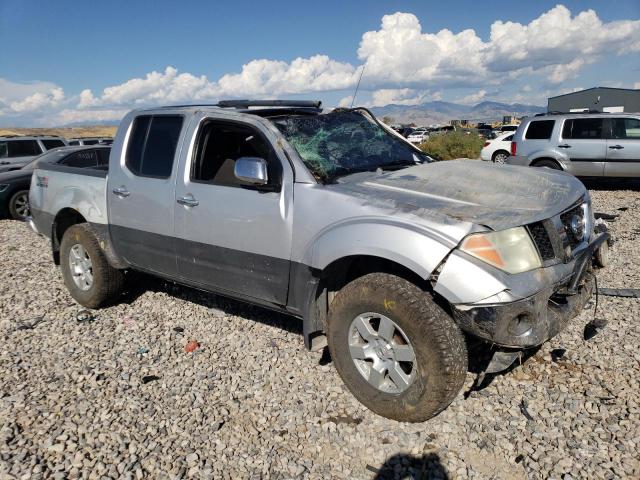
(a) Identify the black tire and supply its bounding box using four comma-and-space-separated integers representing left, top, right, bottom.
60, 223, 124, 308
533, 159, 561, 170
492, 150, 509, 163
327, 273, 467, 422
9, 190, 30, 220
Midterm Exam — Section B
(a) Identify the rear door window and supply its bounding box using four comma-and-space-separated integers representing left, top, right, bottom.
562, 118, 604, 139
41, 139, 66, 150
125, 115, 183, 178
610, 118, 640, 139
525, 120, 555, 140
60, 150, 98, 168
97, 149, 110, 166
0, 142, 7, 158
7, 140, 42, 157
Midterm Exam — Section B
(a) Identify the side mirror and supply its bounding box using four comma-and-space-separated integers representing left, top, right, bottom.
234, 157, 268, 185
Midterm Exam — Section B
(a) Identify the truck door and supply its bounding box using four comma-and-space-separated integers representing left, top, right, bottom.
559, 118, 606, 176
605, 117, 640, 177
107, 114, 185, 275
174, 114, 293, 305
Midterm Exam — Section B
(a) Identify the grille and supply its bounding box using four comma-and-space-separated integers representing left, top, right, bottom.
560, 204, 585, 248
527, 222, 555, 261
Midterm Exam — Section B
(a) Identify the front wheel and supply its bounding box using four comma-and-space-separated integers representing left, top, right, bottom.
327, 273, 468, 422
60, 223, 124, 308
9, 190, 30, 220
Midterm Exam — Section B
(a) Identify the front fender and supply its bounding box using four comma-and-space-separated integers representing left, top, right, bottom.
304, 219, 455, 279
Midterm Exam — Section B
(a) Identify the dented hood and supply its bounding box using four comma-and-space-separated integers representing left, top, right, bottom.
336, 160, 586, 231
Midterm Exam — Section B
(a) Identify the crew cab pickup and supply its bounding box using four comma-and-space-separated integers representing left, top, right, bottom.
29, 100, 608, 422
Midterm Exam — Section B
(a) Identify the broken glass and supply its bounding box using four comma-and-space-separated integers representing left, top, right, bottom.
273, 110, 429, 182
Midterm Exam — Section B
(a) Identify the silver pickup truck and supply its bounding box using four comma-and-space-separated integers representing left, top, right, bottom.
28, 100, 608, 422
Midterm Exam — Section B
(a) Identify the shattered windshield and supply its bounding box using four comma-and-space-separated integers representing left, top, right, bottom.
273, 110, 430, 182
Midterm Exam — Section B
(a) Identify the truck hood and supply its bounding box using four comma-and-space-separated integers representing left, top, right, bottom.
335, 160, 586, 231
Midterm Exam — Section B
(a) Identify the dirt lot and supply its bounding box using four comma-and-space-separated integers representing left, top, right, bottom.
0, 126, 117, 139
0, 185, 638, 479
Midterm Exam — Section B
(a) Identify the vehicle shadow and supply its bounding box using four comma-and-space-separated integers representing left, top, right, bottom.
116, 271, 303, 335
580, 178, 640, 191
369, 452, 449, 479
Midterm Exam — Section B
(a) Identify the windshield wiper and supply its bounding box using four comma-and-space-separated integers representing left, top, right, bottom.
326, 166, 372, 183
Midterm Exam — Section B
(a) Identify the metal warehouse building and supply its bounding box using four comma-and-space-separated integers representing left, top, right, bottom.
548, 87, 640, 113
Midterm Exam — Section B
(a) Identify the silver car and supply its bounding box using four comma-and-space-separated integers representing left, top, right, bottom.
507, 113, 640, 177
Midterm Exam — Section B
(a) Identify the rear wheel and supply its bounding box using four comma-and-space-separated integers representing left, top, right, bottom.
533, 159, 561, 170
9, 190, 30, 220
492, 151, 509, 164
327, 273, 468, 422
60, 223, 124, 308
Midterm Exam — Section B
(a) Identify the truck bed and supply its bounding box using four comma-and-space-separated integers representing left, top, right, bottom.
29, 163, 109, 238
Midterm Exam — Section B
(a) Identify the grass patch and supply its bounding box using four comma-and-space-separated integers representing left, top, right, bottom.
420, 132, 484, 161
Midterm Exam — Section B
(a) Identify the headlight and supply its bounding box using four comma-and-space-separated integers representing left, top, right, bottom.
460, 227, 542, 274
0, 184, 9, 193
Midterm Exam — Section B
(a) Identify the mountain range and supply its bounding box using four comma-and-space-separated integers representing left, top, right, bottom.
369, 101, 546, 126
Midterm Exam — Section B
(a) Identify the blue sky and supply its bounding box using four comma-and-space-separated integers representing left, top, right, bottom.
0, 0, 638, 126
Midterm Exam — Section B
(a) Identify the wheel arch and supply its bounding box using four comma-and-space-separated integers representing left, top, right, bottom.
531, 157, 563, 170
298, 253, 451, 352
51, 208, 87, 264
491, 149, 510, 162
50, 209, 126, 269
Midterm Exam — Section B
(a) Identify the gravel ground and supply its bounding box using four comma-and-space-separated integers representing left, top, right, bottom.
1, 185, 639, 479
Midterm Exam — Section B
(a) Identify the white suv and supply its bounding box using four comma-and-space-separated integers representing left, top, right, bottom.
507, 113, 640, 177
0, 136, 68, 172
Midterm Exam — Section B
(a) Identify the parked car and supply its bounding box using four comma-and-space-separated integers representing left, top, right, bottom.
0, 145, 109, 220
507, 113, 640, 177
407, 129, 429, 143
480, 132, 514, 163
67, 137, 113, 146
492, 125, 519, 137
29, 100, 607, 422
477, 128, 495, 139
0, 136, 68, 172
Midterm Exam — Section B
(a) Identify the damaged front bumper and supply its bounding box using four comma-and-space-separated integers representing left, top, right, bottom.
452, 233, 608, 348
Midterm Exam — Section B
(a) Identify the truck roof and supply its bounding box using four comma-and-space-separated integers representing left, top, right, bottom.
131, 99, 324, 118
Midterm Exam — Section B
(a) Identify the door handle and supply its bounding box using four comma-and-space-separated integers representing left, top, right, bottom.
558, 144, 571, 149
177, 195, 199, 207
112, 186, 130, 198
608, 145, 624, 150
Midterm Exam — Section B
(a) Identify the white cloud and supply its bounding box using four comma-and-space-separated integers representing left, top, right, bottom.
357, 7, 640, 88
216, 55, 356, 97
456, 89, 487, 105
338, 95, 354, 107
0, 78, 66, 116
51, 108, 129, 125
634, 82, 640, 89
369, 88, 428, 107
9, 87, 64, 112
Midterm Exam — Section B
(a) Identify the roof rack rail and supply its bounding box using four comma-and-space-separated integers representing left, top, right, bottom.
538, 110, 611, 116
217, 99, 322, 109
